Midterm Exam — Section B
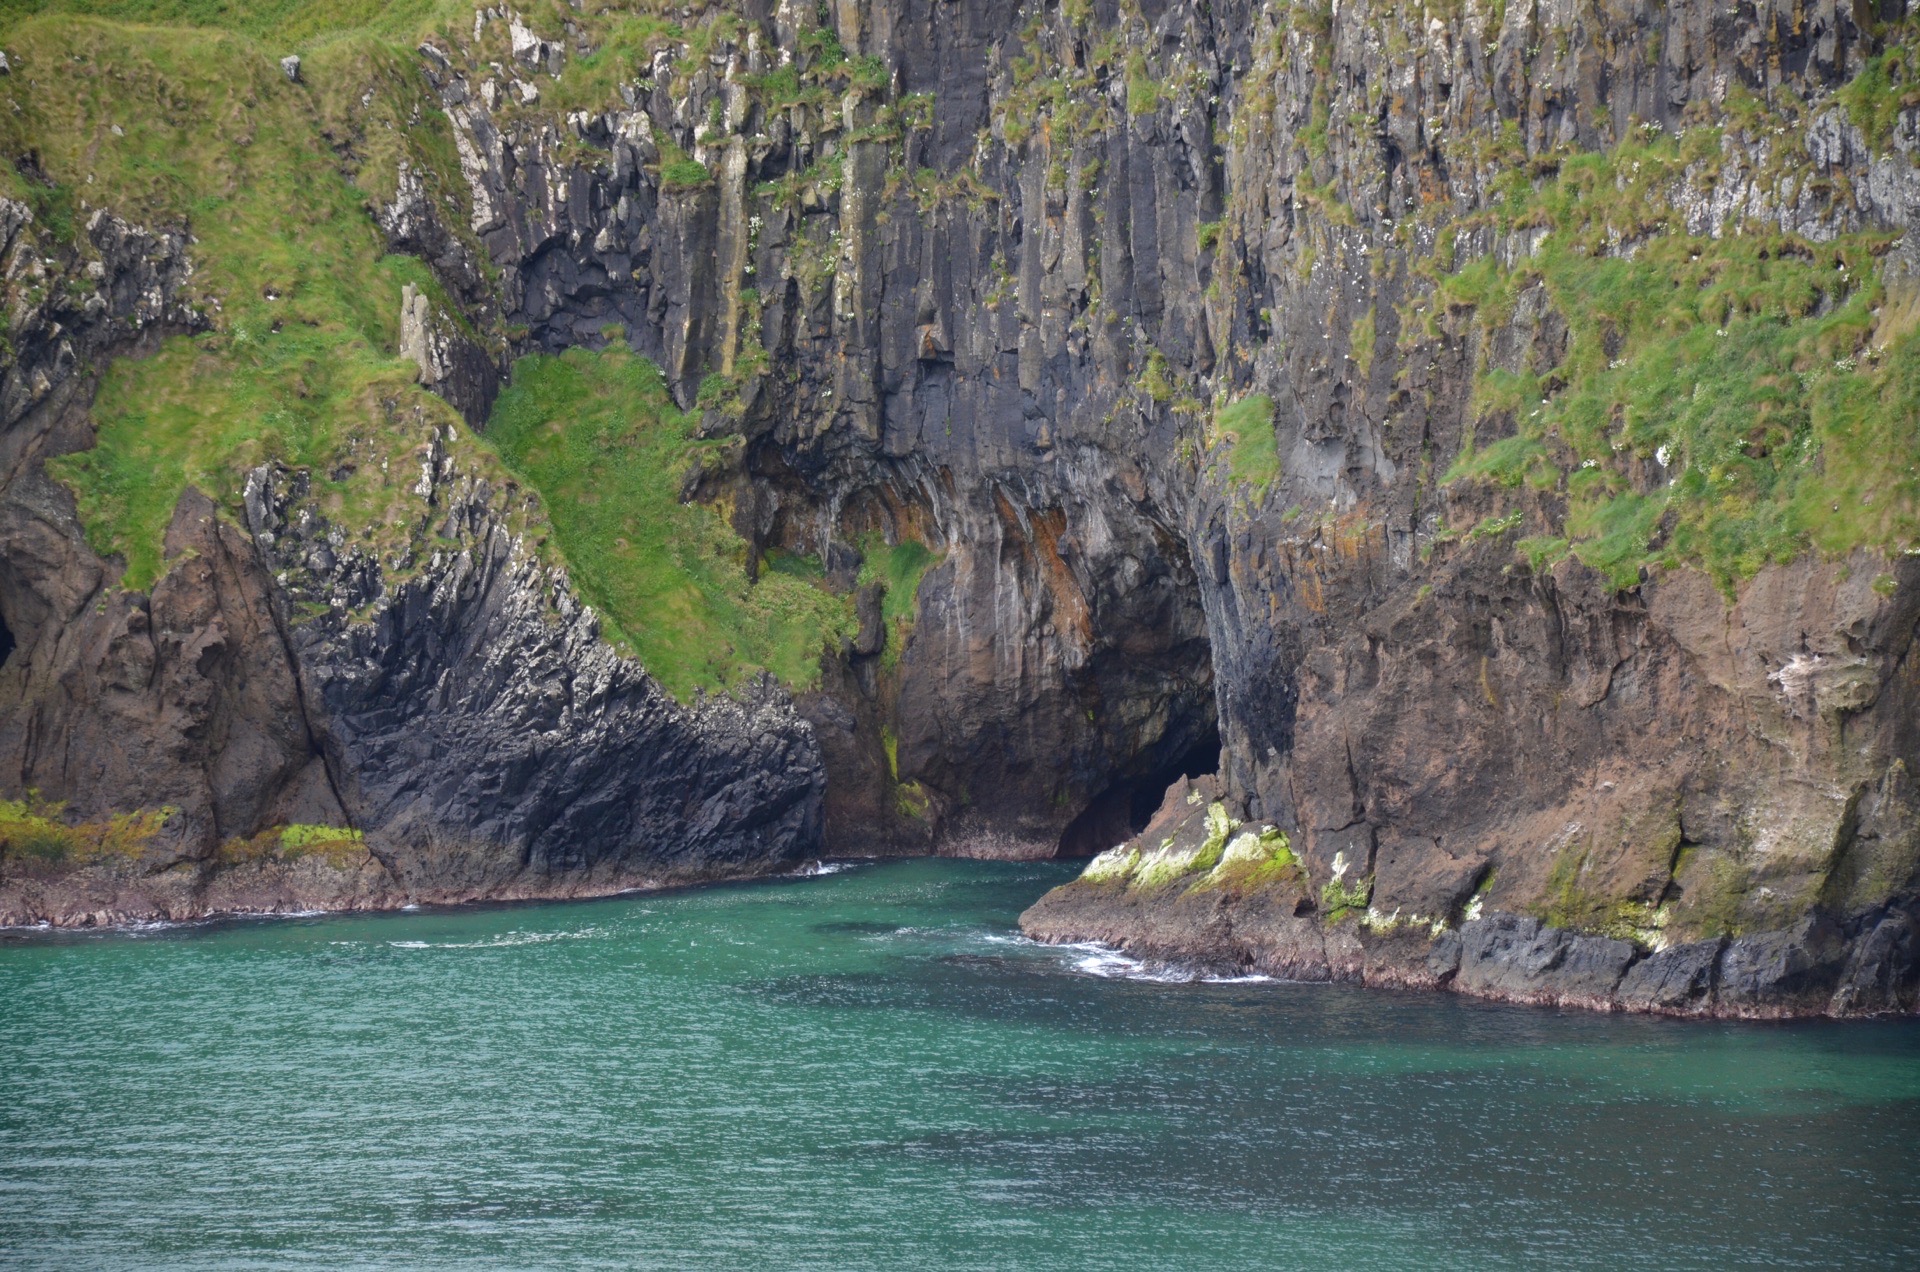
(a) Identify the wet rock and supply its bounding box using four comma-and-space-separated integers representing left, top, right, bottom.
1450, 914, 1635, 1009
1615, 940, 1726, 1017
1715, 915, 1852, 1019
1830, 908, 1920, 1016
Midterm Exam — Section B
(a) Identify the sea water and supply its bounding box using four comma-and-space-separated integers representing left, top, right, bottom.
2, 858, 1916, 1269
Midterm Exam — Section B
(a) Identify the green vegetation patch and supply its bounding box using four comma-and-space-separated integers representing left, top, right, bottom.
1124, 51, 1163, 116
280, 823, 365, 854
857, 533, 941, 670
1319, 853, 1373, 921
1437, 126, 1919, 591
1077, 805, 1304, 898
1539, 846, 1672, 948
5, 16, 478, 589
1837, 22, 1920, 155
1214, 393, 1279, 493
0, 791, 173, 866
484, 345, 853, 701
657, 141, 713, 191
217, 822, 368, 868
1192, 825, 1300, 894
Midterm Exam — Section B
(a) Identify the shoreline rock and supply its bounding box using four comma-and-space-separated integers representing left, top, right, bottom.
0, 849, 818, 931
1020, 781, 1920, 1020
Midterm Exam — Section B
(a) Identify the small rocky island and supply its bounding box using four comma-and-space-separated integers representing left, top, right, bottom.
0, 0, 1916, 1018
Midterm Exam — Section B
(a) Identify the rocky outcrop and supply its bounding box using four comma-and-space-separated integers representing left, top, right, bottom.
1025, 781, 1920, 1017
243, 446, 823, 900
1016, 0, 1920, 1017
0, 196, 822, 926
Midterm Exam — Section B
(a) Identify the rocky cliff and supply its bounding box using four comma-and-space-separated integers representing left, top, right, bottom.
0, 0, 1916, 1014
1013, 0, 1920, 1017
0, 77, 822, 923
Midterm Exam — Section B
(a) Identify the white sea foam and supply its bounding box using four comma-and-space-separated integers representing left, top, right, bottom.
1063, 943, 1191, 982
5, 907, 333, 935
1046, 939, 1274, 985
791, 860, 862, 877
387, 928, 600, 950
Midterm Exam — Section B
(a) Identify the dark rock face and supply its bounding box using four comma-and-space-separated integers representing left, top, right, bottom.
244, 458, 823, 899
1448, 916, 1636, 1012
395, 3, 1226, 855
1615, 941, 1725, 1017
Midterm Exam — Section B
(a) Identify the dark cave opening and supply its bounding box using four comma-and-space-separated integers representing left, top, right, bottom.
1054, 727, 1222, 859
0, 608, 13, 672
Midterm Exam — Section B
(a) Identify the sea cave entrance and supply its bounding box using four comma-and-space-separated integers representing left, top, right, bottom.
1054, 727, 1221, 859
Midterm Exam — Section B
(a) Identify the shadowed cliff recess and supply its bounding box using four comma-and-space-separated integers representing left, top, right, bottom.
0, 0, 1916, 1015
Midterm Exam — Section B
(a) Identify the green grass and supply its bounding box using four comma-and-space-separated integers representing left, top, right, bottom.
658, 142, 713, 190
1837, 23, 1920, 154
857, 533, 940, 668
4, 15, 475, 589
483, 345, 853, 701
1215, 394, 1279, 492
1438, 127, 1920, 591
1124, 51, 1162, 116
0, 0, 470, 46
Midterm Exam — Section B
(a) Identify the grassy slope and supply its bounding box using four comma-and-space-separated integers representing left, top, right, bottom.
1, 7, 849, 702
1433, 121, 1920, 591
483, 346, 852, 699
0, 0, 464, 45
0, 16, 470, 589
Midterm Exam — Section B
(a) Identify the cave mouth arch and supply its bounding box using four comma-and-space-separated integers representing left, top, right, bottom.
1055, 727, 1221, 859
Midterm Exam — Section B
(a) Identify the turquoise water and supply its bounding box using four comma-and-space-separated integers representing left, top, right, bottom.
2, 858, 1918, 1270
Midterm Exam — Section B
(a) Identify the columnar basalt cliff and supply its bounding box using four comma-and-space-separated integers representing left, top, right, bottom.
0, 0, 1916, 1014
